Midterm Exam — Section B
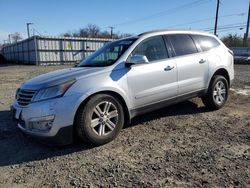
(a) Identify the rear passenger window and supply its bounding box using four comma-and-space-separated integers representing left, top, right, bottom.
132, 36, 168, 62
192, 35, 220, 51
167, 34, 198, 56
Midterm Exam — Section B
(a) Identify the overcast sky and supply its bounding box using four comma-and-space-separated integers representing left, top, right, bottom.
0, 0, 249, 43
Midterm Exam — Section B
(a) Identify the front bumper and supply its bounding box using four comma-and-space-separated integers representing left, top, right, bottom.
25, 125, 73, 146
11, 93, 82, 145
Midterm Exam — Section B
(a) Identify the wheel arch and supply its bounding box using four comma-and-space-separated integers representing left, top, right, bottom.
73, 90, 131, 137
209, 68, 230, 87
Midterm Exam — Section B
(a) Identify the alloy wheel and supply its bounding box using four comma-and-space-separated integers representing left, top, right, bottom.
90, 101, 119, 136
213, 81, 226, 104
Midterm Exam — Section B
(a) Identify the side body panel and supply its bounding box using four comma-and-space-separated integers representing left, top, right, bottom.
206, 46, 234, 88
126, 59, 178, 108
174, 53, 209, 95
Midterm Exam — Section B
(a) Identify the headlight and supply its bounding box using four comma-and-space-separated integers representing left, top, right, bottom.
32, 80, 75, 102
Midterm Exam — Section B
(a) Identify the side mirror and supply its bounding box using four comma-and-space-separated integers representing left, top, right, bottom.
126, 55, 149, 67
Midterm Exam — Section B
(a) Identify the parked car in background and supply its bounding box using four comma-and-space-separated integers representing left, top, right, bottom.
231, 47, 250, 64
11, 29, 234, 146
234, 53, 250, 63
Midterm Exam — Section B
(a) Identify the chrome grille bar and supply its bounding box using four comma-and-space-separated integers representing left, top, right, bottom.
17, 89, 36, 106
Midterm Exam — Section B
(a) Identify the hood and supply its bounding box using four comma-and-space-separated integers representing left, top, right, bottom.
21, 67, 105, 90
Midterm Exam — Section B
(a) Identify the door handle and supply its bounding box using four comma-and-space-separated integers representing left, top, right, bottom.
199, 59, 206, 64
164, 66, 174, 71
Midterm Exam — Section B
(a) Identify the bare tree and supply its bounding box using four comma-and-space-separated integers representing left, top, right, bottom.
11, 32, 22, 43
62, 31, 72, 37
61, 24, 133, 39
98, 31, 111, 39
221, 34, 243, 47
79, 28, 88, 37
72, 32, 79, 37
86, 24, 100, 38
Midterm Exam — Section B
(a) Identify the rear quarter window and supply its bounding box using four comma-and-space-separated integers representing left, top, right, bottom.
192, 35, 220, 52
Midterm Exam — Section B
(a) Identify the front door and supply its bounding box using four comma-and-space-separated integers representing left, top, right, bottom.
126, 35, 178, 108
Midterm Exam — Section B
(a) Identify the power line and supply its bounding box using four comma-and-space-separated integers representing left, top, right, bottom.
221, 27, 246, 31
32, 28, 42, 36
169, 13, 246, 28
203, 23, 247, 32
134, 22, 246, 35
214, 27, 246, 33
205, 25, 246, 32
217, 25, 246, 31
216, 27, 246, 33
202, 22, 246, 31
132, 13, 246, 35
113, 0, 210, 27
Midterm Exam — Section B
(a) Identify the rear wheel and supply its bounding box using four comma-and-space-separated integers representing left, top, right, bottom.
202, 75, 229, 110
76, 94, 124, 145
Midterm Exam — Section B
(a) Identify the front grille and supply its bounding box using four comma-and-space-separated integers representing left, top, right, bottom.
17, 89, 36, 106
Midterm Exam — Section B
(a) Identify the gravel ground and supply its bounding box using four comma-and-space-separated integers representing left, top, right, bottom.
0, 64, 249, 188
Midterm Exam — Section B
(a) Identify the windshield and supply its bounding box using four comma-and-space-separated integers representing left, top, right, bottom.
77, 38, 137, 67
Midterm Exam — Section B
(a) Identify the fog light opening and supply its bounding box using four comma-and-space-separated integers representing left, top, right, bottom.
28, 115, 55, 132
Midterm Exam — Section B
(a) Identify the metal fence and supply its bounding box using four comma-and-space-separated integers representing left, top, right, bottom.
1, 36, 111, 65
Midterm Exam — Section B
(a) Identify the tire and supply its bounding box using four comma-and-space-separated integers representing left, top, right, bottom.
76, 94, 124, 145
202, 75, 229, 110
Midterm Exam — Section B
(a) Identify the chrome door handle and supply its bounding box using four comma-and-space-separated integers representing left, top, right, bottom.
164, 66, 174, 71
199, 59, 206, 64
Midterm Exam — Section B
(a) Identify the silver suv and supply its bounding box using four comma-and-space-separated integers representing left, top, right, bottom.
12, 30, 234, 145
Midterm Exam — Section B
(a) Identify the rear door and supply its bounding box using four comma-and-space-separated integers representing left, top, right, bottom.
166, 34, 208, 95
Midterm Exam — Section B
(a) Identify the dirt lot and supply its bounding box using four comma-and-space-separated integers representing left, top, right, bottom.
0, 64, 249, 187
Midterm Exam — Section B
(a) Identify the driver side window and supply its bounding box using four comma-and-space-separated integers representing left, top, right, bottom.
132, 36, 169, 62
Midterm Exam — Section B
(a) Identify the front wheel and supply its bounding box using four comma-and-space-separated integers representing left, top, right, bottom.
202, 75, 229, 110
76, 94, 124, 145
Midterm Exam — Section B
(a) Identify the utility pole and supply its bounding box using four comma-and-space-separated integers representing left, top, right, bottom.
214, 0, 220, 36
108, 26, 114, 39
243, 1, 250, 47
8, 34, 12, 44
26, 23, 33, 38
